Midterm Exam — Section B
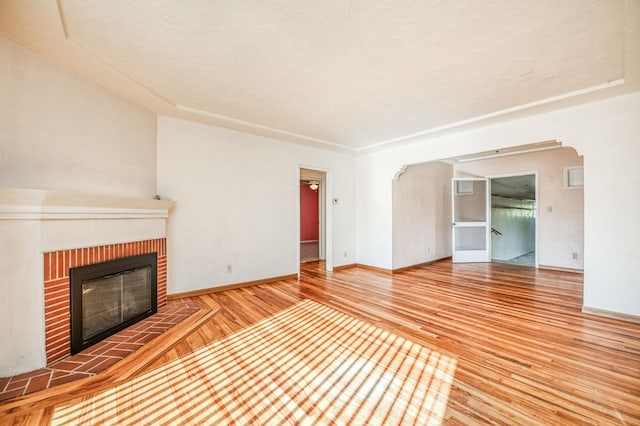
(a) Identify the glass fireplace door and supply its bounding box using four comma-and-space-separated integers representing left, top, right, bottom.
70, 253, 157, 354
82, 267, 151, 341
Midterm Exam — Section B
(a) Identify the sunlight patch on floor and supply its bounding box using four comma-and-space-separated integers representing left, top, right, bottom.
52, 300, 456, 425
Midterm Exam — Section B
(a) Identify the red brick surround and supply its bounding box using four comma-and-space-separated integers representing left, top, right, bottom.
43, 239, 167, 364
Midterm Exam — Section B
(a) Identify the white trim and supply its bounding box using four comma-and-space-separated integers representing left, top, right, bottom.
0, 205, 171, 220
178, 105, 351, 151
456, 145, 561, 163
324, 172, 333, 271
296, 168, 301, 278
0, 210, 170, 221
0, 189, 174, 221
535, 172, 539, 268
318, 180, 326, 261
358, 80, 624, 152
582, 306, 640, 324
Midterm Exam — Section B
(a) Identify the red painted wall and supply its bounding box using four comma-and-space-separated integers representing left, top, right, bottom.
300, 183, 319, 241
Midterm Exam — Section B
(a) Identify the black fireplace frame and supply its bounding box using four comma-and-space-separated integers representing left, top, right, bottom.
70, 253, 158, 355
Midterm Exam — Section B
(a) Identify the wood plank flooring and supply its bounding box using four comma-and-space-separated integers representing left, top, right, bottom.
2, 259, 639, 425
50, 300, 456, 425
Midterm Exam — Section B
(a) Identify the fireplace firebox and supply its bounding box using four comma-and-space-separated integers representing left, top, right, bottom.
70, 253, 158, 354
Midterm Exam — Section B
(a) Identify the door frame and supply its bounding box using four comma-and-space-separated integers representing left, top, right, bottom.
317, 178, 326, 261
300, 176, 325, 260
297, 166, 333, 274
487, 171, 539, 268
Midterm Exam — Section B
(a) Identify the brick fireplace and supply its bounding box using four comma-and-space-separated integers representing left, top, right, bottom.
0, 188, 174, 377
44, 239, 168, 364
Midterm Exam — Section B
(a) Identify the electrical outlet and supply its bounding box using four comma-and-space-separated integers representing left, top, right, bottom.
343, 251, 348, 258
572, 252, 579, 260
226, 265, 232, 273
427, 247, 431, 255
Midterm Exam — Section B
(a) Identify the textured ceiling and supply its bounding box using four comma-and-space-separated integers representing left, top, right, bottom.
0, 1, 637, 152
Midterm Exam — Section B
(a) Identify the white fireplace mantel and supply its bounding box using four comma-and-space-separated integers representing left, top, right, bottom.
0, 188, 174, 377
0, 188, 174, 220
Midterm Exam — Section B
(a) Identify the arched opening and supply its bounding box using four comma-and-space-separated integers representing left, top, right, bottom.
392, 143, 584, 273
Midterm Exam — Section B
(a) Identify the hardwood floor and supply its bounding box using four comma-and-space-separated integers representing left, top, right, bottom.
2, 260, 639, 425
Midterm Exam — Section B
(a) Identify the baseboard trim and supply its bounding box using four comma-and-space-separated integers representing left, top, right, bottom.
538, 264, 584, 274
582, 306, 640, 324
355, 263, 393, 275
333, 263, 357, 271
392, 257, 451, 273
168, 273, 298, 300
347, 258, 452, 275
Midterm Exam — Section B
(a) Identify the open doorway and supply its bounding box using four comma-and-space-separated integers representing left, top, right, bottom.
489, 174, 537, 267
300, 168, 326, 265
300, 179, 321, 262
396, 143, 583, 271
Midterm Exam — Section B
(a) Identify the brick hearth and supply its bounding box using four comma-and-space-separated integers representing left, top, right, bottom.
43, 239, 168, 365
0, 298, 199, 402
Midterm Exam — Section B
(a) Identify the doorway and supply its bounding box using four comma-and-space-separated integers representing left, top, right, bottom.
299, 168, 329, 270
489, 173, 537, 267
300, 179, 321, 262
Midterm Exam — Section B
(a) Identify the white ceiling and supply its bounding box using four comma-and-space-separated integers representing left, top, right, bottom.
1, 1, 637, 153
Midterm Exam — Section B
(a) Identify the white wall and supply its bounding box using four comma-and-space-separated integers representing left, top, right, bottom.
455, 148, 584, 269
0, 35, 159, 376
0, 35, 157, 198
157, 116, 356, 294
581, 94, 640, 316
392, 161, 452, 269
356, 91, 640, 317
355, 156, 398, 270
0, 220, 44, 376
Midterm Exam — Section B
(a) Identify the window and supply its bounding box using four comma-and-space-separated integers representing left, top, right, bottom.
564, 166, 584, 189
455, 180, 474, 195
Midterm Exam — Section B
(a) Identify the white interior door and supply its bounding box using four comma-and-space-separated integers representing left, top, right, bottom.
452, 178, 490, 262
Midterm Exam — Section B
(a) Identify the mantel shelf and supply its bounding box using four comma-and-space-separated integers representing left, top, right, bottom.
0, 188, 175, 220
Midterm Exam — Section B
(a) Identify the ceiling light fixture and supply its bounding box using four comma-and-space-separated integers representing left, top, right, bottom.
308, 181, 319, 191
